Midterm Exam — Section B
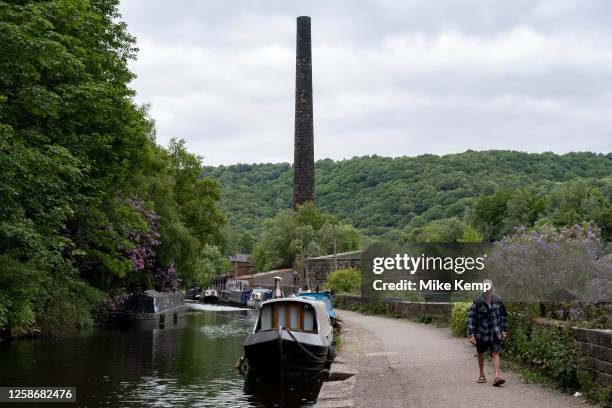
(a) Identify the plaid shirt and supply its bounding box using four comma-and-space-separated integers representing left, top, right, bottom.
466, 294, 508, 342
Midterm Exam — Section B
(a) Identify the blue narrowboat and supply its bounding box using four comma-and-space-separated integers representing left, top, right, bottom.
297, 291, 336, 323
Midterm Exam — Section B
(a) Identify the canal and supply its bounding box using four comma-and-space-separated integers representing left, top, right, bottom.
0, 304, 325, 407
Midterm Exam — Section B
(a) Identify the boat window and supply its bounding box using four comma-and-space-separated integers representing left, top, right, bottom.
256, 302, 317, 332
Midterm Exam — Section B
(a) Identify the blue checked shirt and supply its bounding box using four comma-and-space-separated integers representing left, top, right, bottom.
466, 294, 508, 342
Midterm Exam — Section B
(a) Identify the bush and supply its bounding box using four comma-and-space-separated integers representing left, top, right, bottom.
451, 302, 472, 337
503, 305, 584, 392
507, 322, 580, 390
325, 268, 360, 294
0, 257, 45, 336
40, 274, 105, 335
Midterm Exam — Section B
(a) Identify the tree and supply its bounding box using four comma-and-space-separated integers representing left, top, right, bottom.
1, 0, 149, 334
404, 218, 466, 243
251, 204, 360, 272
472, 191, 512, 241
542, 180, 608, 228
0, 1, 225, 335
195, 244, 231, 288
204, 151, 612, 243
457, 224, 484, 243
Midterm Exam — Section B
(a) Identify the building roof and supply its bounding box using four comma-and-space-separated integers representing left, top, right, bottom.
306, 250, 363, 260
250, 268, 292, 278
229, 254, 251, 263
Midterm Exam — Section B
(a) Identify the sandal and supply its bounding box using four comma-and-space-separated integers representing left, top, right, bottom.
477, 376, 486, 383
493, 377, 505, 386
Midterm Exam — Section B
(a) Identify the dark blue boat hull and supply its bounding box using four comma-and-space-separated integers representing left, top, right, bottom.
244, 330, 331, 377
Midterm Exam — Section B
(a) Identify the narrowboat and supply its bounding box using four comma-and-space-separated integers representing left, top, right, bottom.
247, 288, 273, 308
243, 297, 334, 377
185, 287, 202, 300
220, 279, 250, 307
201, 289, 219, 304
297, 291, 337, 324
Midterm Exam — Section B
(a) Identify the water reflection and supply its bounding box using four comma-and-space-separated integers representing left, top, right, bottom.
244, 372, 327, 407
0, 305, 326, 407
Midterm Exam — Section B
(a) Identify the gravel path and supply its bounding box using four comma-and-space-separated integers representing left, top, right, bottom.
316, 309, 590, 408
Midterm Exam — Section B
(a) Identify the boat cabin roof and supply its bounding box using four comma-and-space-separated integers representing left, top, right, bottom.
261, 297, 318, 305
256, 297, 331, 334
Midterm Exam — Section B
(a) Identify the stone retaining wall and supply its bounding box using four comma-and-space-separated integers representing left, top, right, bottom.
304, 251, 362, 290
572, 328, 612, 387
334, 294, 452, 320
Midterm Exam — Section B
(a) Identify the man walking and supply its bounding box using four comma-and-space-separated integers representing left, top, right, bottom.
467, 279, 508, 386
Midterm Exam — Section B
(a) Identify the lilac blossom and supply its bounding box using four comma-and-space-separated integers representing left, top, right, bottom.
487, 223, 611, 303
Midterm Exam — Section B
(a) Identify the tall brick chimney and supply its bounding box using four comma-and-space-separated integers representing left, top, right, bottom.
293, 16, 315, 208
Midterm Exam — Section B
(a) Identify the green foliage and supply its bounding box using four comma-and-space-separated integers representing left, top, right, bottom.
138, 140, 226, 285
505, 315, 580, 390
40, 271, 105, 335
203, 152, 612, 243
251, 203, 359, 271
450, 302, 472, 337
404, 217, 465, 242
195, 244, 231, 288
457, 224, 484, 243
251, 210, 296, 272
325, 268, 360, 294
0, 1, 225, 335
472, 180, 612, 241
0, 257, 44, 336
544, 180, 608, 228
472, 190, 514, 240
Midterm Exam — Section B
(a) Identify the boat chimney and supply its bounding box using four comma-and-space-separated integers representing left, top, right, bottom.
273, 276, 282, 299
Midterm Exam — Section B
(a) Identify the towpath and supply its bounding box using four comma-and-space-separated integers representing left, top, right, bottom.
316, 309, 590, 408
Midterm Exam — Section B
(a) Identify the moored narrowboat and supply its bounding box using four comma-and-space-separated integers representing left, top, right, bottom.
243, 297, 334, 377
297, 291, 337, 324
201, 289, 219, 303
247, 288, 273, 308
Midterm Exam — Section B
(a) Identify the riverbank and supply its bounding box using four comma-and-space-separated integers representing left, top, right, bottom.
317, 309, 593, 408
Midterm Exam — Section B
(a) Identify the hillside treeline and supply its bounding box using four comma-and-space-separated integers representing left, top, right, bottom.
204, 151, 612, 250
0, 0, 225, 336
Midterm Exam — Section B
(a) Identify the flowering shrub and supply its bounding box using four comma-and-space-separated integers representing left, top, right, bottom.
154, 264, 180, 292
123, 198, 161, 272
102, 292, 129, 312
120, 198, 179, 292
487, 223, 611, 303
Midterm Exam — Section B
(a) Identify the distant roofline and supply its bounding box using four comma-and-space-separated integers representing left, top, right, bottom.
251, 268, 292, 277
229, 253, 251, 262
306, 250, 363, 260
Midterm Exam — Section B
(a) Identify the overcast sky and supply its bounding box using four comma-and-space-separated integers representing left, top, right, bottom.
119, 1, 612, 166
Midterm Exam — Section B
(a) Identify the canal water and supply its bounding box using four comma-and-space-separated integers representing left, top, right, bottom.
0, 304, 325, 407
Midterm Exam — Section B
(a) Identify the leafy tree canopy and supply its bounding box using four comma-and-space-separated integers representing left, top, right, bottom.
0, 0, 225, 336
251, 203, 360, 272
204, 151, 611, 245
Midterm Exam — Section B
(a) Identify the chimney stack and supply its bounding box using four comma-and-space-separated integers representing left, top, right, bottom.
293, 16, 315, 208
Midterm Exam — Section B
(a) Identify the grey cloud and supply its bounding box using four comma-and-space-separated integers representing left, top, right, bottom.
119, 0, 612, 165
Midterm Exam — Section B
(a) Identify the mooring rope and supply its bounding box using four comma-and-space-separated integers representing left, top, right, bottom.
279, 326, 331, 364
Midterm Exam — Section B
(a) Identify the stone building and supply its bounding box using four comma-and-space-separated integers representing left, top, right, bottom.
228, 253, 252, 278
303, 250, 363, 289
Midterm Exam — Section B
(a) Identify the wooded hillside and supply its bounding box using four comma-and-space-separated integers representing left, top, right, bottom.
204, 151, 612, 244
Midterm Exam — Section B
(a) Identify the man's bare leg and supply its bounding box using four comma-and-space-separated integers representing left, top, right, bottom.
478, 353, 485, 377
492, 352, 500, 378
